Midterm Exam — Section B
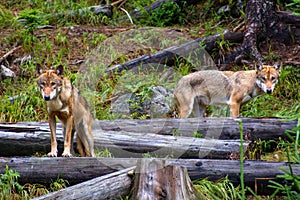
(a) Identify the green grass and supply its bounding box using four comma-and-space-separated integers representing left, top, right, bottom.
193, 177, 241, 200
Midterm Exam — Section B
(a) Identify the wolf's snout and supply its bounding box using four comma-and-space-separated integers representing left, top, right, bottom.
44, 95, 50, 101
266, 89, 272, 94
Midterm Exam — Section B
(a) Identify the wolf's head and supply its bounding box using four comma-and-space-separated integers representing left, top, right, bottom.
36, 65, 64, 101
255, 63, 281, 94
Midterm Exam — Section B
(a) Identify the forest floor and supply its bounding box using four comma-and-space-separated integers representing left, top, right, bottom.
1, 25, 300, 79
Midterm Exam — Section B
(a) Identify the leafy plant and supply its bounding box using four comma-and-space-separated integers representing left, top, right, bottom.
268, 118, 300, 199
193, 131, 203, 138
0, 165, 28, 199
16, 9, 48, 31
139, 1, 186, 27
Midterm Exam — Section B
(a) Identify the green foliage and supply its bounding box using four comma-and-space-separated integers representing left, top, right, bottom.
0, 5, 14, 29
0, 165, 27, 200
268, 119, 300, 199
147, 1, 186, 27
238, 119, 246, 199
193, 131, 203, 138
0, 165, 69, 199
50, 177, 68, 192
193, 177, 241, 200
0, 78, 46, 122
95, 148, 114, 158
287, 0, 300, 16
17, 9, 48, 29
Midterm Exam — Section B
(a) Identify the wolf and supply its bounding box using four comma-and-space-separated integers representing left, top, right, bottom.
36, 65, 95, 157
174, 63, 281, 117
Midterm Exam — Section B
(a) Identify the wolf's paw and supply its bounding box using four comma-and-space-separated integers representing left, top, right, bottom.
47, 152, 57, 157
62, 151, 72, 157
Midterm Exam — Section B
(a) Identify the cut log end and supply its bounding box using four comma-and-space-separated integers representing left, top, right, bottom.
132, 159, 201, 200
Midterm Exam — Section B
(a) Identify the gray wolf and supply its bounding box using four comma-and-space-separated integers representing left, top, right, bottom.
174, 64, 280, 117
36, 65, 95, 157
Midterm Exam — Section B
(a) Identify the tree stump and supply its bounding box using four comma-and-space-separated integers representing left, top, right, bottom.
132, 159, 200, 200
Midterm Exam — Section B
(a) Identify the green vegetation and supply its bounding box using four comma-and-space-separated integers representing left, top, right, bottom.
287, 0, 300, 16
0, 165, 68, 199
193, 177, 241, 200
0, 0, 299, 199
267, 119, 300, 199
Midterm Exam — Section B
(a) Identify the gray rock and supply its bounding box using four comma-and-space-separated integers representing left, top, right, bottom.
110, 86, 174, 119
1, 65, 15, 80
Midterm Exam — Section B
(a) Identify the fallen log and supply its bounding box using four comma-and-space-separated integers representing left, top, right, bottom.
132, 159, 200, 200
0, 157, 299, 195
95, 117, 297, 140
0, 117, 296, 157
33, 166, 135, 200
0, 122, 246, 158
105, 30, 243, 73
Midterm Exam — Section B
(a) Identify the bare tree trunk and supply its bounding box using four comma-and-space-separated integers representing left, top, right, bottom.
223, 0, 293, 65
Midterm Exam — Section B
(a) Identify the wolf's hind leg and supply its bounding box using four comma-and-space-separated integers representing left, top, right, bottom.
193, 97, 206, 117
76, 119, 95, 157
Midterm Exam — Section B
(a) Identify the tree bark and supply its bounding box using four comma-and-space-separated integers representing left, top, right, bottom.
1, 117, 296, 157
223, 0, 293, 65
0, 157, 299, 195
33, 166, 135, 200
95, 117, 296, 140
132, 159, 200, 200
0, 122, 247, 159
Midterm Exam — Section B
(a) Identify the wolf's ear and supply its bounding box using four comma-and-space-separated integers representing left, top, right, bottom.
273, 62, 281, 71
255, 62, 264, 71
36, 64, 43, 76
56, 65, 64, 76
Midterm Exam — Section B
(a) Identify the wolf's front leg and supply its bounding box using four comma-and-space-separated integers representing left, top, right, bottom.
62, 115, 74, 157
229, 102, 240, 117
48, 114, 58, 157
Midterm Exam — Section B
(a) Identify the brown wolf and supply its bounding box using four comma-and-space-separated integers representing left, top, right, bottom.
174, 64, 280, 117
36, 65, 95, 157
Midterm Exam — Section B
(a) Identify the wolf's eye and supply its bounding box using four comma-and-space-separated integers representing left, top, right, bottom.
271, 76, 275, 81
261, 77, 266, 81
51, 82, 56, 86
41, 82, 45, 86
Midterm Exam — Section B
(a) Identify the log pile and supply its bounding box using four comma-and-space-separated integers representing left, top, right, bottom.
0, 157, 299, 197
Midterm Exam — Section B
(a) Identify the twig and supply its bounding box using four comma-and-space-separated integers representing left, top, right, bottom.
111, 0, 128, 7
120, 7, 134, 24
0, 46, 22, 64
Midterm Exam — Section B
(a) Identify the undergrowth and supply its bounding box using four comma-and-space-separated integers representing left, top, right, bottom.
0, 165, 68, 199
